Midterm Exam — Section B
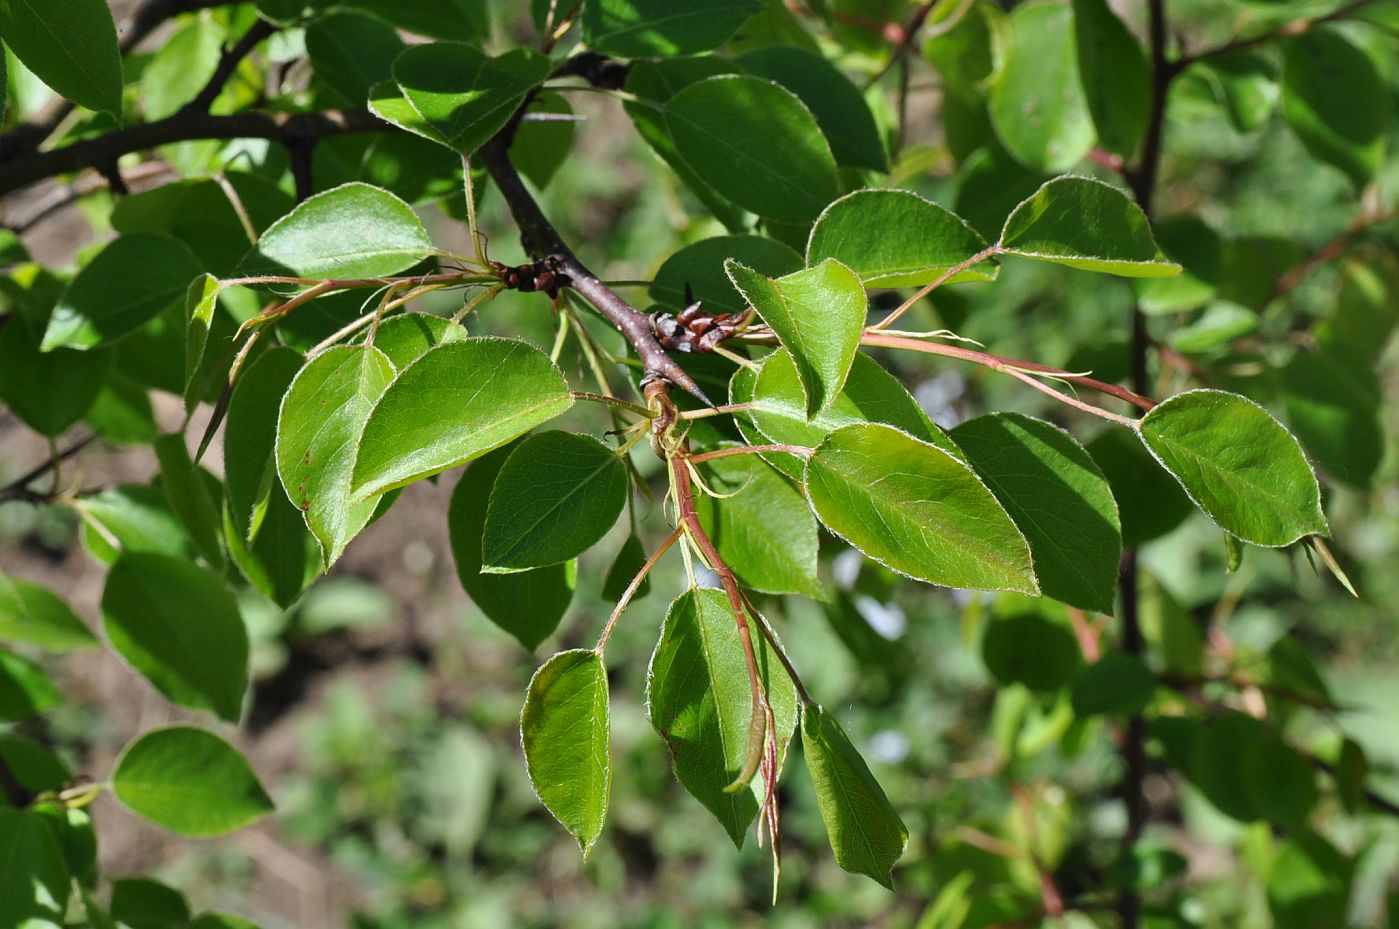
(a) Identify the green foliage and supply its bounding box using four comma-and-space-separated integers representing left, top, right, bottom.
0, 0, 1394, 923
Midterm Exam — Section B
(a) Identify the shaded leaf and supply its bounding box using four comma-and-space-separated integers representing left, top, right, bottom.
801, 704, 907, 888
0, 0, 121, 114
100, 553, 249, 721
1281, 28, 1388, 188
1071, 651, 1155, 716
0, 573, 98, 651
392, 43, 549, 154
482, 432, 628, 573
650, 235, 802, 315
583, 0, 762, 57
305, 10, 404, 103
225, 346, 305, 542
1072, 0, 1150, 157
0, 314, 110, 436
0, 808, 70, 928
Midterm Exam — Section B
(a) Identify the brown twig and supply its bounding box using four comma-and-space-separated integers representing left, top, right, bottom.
1175, 0, 1386, 68
1267, 208, 1398, 305
0, 435, 97, 505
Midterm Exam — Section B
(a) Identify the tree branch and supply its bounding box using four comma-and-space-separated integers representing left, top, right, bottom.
184, 18, 279, 115
0, 108, 381, 197
475, 139, 710, 403
1175, 0, 1385, 68
0, 435, 97, 505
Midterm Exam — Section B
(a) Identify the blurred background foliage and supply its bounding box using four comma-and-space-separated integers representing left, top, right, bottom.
1, 0, 1397, 926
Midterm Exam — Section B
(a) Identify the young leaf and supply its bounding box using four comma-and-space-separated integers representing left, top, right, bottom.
520, 650, 611, 857
352, 338, 574, 498
448, 446, 575, 651
665, 75, 841, 224
238, 183, 432, 279
1280, 28, 1388, 189
0, 809, 70, 928
481, 432, 628, 573
112, 726, 274, 837
0, 650, 61, 721
727, 258, 865, 416
276, 345, 396, 566
153, 433, 226, 570
646, 588, 799, 846
735, 46, 887, 172
0, 315, 110, 437
0, 573, 99, 651
650, 235, 803, 315
42, 235, 205, 351
100, 553, 249, 722
0, 0, 122, 114
583, 0, 763, 58
805, 424, 1038, 593
951, 413, 1120, 613
988, 1, 1094, 171
1137, 389, 1328, 547
369, 313, 469, 370
806, 189, 996, 287
998, 176, 1181, 277
225, 346, 305, 542
184, 274, 222, 412
801, 704, 908, 888
740, 351, 958, 474
694, 454, 823, 599
1072, 0, 1150, 158
391, 44, 550, 154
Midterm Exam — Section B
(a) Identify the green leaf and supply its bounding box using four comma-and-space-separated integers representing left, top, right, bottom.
1268, 834, 1352, 929
981, 609, 1081, 692
0, 650, 61, 721
305, 10, 405, 103
100, 553, 249, 721
695, 454, 823, 599
0, 315, 110, 436
224, 347, 304, 544
1086, 429, 1192, 548
154, 433, 226, 570
801, 704, 908, 888
727, 258, 865, 416
29, 803, 95, 889
1282, 349, 1382, 491
665, 75, 841, 224
368, 79, 449, 146
1072, 0, 1150, 157
646, 588, 799, 846
805, 424, 1038, 593
650, 235, 803, 315
510, 93, 576, 189
223, 496, 320, 610
1202, 51, 1279, 133
184, 274, 221, 412
109, 878, 188, 929
481, 432, 628, 573
989, 1, 1094, 171
139, 17, 223, 120
602, 535, 651, 604
238, 182, 432, 279
346, 0, 489, 41
370, 314, 469, 369
112, 726, 274, 837
352, 338, 574, 498
923, 0, 1009, 98
0, 808, 70, 929
87, 373, 158, 446
735, 46, 887, 171
521, 649, 611, 856
1187, 712, 1264, 821
41, 234, 204, 352
0, 573, 98, 651
391, 43, 549, 154
448, 446, 575, 651
737, 350, 957, 479
1281, 27, 1388, 188
0, 735, 71, 796
806, 189, 996, 288
0, 0, 121, 114
1137, 215, 1223, 314
583, 0, 762, 57
77, 484, 191, 565
1315, 256, 1399, 368
276, 345, 395, 566
1071, 652, 1155, 717
998, 176, 1180, 277
950, 413, 1120, 613
1137, 389, 1328, 547
1242, 732, 1317, 829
